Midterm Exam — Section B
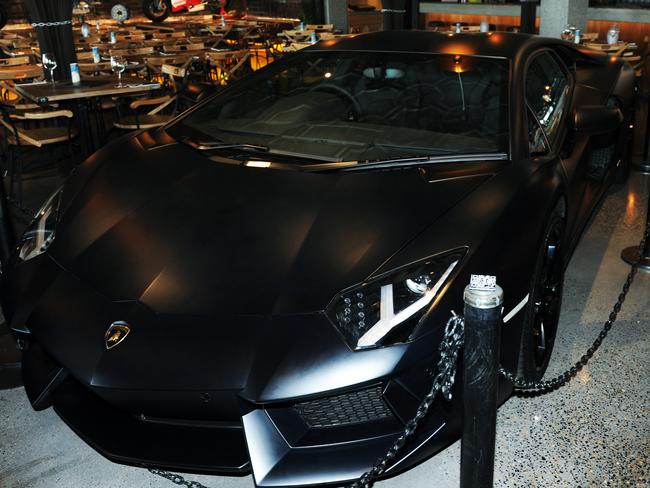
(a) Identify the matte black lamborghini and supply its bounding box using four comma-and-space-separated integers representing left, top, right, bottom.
1, 31, 634, 486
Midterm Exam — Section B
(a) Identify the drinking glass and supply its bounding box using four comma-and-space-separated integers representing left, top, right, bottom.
42, 52, 57, 86
111, 55, 126, 88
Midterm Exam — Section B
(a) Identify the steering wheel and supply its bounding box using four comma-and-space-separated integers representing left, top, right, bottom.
309, 83, 362, 120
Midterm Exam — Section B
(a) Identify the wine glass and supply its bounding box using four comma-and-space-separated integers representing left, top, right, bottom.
111, 55, 126, 88
42, 52, 57, 86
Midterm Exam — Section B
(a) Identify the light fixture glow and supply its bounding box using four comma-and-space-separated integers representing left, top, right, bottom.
246, 161, 272, 168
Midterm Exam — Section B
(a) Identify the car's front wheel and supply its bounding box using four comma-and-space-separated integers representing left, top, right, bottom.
517, 203, 566, 381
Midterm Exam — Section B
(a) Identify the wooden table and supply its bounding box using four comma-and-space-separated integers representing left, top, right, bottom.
15, 79, 160, 103
15, 79, 161, 155
583, 41, 630, 54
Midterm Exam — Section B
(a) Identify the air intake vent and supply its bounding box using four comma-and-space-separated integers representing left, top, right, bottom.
294, 385, 393, 427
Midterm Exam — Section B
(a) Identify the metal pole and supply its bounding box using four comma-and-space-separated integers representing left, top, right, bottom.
0, 172, 15, 269
0, 174, 21, 388
408, 0, 419, 30
519, 0, 537, 34
621, 182, 650, 271
460, 275, 503, 488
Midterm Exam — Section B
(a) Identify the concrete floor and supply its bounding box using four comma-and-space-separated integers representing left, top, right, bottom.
0, 172, 648, 488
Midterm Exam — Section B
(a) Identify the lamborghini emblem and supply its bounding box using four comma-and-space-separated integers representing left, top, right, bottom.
105, 322, 130, 350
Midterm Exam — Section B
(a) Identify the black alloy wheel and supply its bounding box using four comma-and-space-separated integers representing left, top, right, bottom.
518, 205, 566, 381
143, 0, 171, 22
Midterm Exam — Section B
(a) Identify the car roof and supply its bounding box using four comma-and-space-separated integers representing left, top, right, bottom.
311, 30, 578, 61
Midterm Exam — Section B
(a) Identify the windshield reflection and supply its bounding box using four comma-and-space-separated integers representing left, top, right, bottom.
170, 50, 510, 165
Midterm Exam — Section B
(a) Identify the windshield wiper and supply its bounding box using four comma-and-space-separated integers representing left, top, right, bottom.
338, 152, 509, 171
183, 138, 270, 152
181, 136, 344, 163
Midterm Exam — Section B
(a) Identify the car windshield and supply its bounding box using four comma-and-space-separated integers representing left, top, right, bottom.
169, 50, 510, 164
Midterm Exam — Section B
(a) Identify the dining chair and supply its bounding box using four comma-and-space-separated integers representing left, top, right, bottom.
163, 43, 206, 53
205, 49, 251, 85
0, 55, 32, 67
0, 81, 59, 112
0, 106, 78, 207
112, 95, 176, 131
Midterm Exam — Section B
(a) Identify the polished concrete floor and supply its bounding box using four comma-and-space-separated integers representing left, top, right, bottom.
0, 172, 649, 488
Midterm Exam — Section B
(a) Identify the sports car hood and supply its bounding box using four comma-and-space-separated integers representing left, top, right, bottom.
49, 130, 495, 317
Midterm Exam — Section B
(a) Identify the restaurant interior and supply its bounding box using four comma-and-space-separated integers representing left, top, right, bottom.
0, 1, 649, 487
0, 0, 649, 222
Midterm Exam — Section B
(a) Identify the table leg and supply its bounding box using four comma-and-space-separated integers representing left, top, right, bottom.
74, 98, 97, 158
93, 97, 108, 146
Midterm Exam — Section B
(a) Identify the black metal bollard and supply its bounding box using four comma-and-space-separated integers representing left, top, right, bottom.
0, 172, 15, 268
460, 275, 503, 488
621, 181, 650, 272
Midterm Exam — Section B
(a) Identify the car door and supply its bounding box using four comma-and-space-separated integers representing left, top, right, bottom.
524, 49, 588, 246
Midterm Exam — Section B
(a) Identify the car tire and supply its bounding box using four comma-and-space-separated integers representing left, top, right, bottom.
143, 0, 171, 22
517, 203, 566, 382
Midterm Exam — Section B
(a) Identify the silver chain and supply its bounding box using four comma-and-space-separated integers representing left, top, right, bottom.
499, 220, 649, 394
31, 20, 72, 27
147, 468, 213, 488
349, 313, 465, 488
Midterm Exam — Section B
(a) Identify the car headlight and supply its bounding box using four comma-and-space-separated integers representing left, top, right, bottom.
16, 189, 62, 262
326, 250, 465, 350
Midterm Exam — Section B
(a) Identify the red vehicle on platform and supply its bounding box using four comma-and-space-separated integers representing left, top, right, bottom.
142, 0, 231, 22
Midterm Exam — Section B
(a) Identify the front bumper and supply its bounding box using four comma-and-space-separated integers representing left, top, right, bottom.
7, 256, 462, 487
21, 334, 461, 487
22, 340, 250, 474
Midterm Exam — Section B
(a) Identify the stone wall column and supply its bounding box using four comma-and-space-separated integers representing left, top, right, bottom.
539, 0, 589, 38
323, 0, 348, 32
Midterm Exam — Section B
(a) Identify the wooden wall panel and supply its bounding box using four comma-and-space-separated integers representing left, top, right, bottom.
420, 12, 539, 31
420, 13, 650, 46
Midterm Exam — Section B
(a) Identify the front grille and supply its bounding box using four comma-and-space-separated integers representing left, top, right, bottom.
293, 385, 393, 427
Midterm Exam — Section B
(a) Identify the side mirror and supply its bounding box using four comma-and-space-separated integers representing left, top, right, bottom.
573, 105, 623, 135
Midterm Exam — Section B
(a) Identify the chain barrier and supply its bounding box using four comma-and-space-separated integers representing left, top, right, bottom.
149, 216, 648, 488
499, 217, 649, 394
147, 468, 213, 488
31, 20, 72, 28
349, 313, 465, 488
348, 211, 649, 487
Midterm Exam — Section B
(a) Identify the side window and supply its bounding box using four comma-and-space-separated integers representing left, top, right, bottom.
525, 52, 570, 151
528, 109, 549, 155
